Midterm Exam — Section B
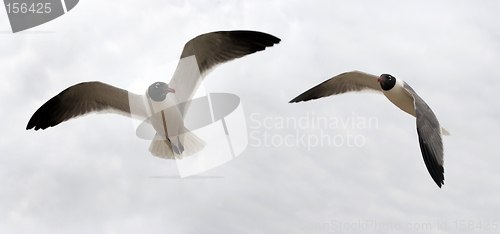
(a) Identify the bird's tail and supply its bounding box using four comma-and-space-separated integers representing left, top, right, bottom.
149, 127, 206, 159
441, 127, 450, 136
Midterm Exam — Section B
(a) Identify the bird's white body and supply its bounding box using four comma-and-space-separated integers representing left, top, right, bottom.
147, 92, 185, 139
26, 30, 280, 159
289, 71, 449, 187
146, 91, 205, 159
383, 78, 449, 136
382, 78, 416, 117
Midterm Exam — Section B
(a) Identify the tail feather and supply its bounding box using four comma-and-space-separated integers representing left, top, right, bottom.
149, 127, 206, 159
441, 127, 450, 136
179, 128, 206, 156
149, 134, 176, 159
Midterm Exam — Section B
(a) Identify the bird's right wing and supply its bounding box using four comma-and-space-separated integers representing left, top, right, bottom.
27, 82, 148, 130
289, 71, 382, 103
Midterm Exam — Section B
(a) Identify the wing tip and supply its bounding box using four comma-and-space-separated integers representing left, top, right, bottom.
289, 97, 315, 103
415, 140, 444, 188
289, 94, 314, 103
26, 123, 34, 131
26, 116, 53, 131
434, 175, 445, 188
26, 93, 67, 131
228, 30, 281, 41
417, 133, 445, 188
432, 170, 445, 188
26, 114, 42, 131
289, 86, 327, 103
226, 30, 281, 50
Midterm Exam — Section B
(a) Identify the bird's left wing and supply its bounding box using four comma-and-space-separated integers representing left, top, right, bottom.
168, 30, 281, 117
403, 83, 445, 188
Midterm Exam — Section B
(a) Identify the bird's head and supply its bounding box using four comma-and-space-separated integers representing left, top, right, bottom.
377, 74, 397, 91
148, 82, 175, 102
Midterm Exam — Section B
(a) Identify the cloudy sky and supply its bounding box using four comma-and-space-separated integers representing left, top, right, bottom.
1, 0, 500, 233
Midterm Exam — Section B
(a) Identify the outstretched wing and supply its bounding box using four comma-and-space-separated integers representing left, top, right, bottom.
27, 82, 148, 130
168, 30, 281, 117
403, 83, 445, 188
289, 71, 382, 103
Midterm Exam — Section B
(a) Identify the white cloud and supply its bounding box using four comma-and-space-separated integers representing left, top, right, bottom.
1, 0, 499, 233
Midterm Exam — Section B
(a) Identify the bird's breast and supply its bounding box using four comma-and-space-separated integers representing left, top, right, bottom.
148, 94, 184, 137
383, 80, 416, 117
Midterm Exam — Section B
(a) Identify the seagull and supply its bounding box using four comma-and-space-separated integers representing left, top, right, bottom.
27, 30, 280, 159
289, 71, 449, 187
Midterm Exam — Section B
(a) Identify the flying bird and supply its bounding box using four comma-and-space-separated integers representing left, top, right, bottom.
290, 71, 449, 187
27, 30, 280, 159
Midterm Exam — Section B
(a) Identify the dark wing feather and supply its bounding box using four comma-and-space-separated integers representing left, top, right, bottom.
169, 30, 280, 117
403, 83, 445, 188
180, 30, 281, 76
27, 82, 147, 130
289, 71, 382, 103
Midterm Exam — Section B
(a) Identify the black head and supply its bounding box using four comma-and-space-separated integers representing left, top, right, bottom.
377, 74, 397, 91
148, 82, 175, 102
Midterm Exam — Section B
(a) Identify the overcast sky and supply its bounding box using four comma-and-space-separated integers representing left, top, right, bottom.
1, 0, 500, 233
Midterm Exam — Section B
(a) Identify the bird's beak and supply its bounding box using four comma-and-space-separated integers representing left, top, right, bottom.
167, 87, 176, 93
377, 77, 382, 82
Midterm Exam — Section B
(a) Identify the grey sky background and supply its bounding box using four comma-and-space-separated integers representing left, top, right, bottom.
1, 0, 499, 233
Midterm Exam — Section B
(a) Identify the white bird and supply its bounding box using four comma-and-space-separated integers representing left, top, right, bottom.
27, 30, 280, 159
289, 71, 449, 187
